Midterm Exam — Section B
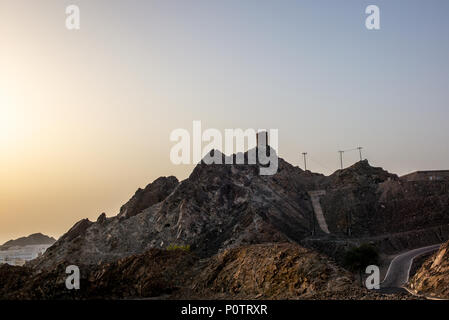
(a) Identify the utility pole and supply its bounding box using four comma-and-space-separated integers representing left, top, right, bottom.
357, 147, 363, 161
302, 152, 308, 171
338, 151, 344, 169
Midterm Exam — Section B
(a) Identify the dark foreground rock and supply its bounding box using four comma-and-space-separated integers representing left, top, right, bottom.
1, 243, 415, 300
409, 241, 449, 299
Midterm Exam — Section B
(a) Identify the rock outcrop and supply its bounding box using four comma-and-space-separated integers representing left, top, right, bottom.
409, 241, 449, 299
118, 176, 179, 220
320, 160, 449, 238
187, 243, 363, 299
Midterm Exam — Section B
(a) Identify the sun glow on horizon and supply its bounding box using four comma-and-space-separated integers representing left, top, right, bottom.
0, 0, 449, 244
0, 89, 19, 149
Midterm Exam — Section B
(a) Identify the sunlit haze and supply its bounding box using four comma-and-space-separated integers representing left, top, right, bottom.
1, 0, 448, 243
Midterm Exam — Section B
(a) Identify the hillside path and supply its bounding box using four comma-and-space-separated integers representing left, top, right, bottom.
308, 190, 330, 234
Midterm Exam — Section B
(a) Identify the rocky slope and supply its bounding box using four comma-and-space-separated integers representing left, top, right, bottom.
0, 243, 413, 300
183, 243, 387, 300
117, 176, 179, 220
320, 160, 449, 238
31, 150, 319, 269
409, 241, 449, 298
1, 233, 56, 250
30, 151, 449, 271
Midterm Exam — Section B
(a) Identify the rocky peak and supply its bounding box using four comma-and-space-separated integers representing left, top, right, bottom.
59, 218, 93, 243
97, 213, 107, 224
118, 176, 179, 220
327, 160, 398, 188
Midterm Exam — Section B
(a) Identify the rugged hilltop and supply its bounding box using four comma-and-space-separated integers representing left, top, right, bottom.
320, 160, 449, 238
30, 150, 449, 271
1, 233, 56, 250
31, 151, 318, 268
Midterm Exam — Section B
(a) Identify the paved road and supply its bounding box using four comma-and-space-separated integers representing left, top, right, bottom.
380, 244, 441, 289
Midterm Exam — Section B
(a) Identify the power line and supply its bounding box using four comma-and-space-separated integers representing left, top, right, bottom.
299, 147, 365, 173
357, 147, 363, 161
338, 150, 344, 169
309, 156, 332, 172
338, 146, 364, 169
302, 152, 308, 171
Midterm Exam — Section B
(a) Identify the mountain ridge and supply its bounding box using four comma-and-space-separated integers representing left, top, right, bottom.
1, 233, 56, 250
30, 150, 449, 271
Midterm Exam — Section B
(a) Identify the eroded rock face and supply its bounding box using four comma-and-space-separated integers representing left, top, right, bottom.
320, 161, 449, 238
409, 241, 449, 298
189, 243, 357, 299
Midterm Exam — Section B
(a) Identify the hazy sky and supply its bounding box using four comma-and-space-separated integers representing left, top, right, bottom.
1, 0, 448, 243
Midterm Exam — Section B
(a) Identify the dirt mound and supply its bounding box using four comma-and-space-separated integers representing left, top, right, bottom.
1, 249, 195, 300
87, 249, 196, 298
189, 243, 354, 299
409, 241, 449, 299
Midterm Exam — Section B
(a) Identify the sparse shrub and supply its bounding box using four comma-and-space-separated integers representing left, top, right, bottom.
343, 243, 379, 286
166, 244, 191, 252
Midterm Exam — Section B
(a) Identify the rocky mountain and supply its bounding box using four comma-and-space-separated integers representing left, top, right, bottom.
318, 160, 449, 238
2, 146, 448, 300
409, 241, 449, 299
31, 150, 316, 269
1, 233, 56, 250
30, 150, 449, 271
